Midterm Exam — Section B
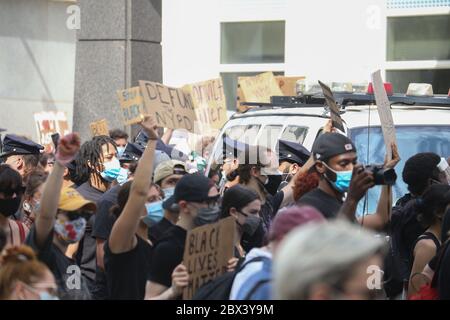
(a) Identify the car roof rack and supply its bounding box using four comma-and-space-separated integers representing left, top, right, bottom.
239, 93, 450, 112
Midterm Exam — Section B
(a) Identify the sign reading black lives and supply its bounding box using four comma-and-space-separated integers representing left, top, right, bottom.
182, 216, 235, 300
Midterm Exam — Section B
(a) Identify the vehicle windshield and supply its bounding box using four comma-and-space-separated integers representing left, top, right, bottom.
350, 125, 450, 217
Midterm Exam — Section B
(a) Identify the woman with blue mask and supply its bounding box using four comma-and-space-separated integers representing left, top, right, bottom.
0, 245, 59, 300
105, 115, 187, 300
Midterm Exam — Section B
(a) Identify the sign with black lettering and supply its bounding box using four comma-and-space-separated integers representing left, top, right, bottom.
139, 81, 197, 132
89, 119, 109, 137
182, 78, 228, 130
318, 80, 345, 132
117, 87, 147, 125
182, 216, 236, 300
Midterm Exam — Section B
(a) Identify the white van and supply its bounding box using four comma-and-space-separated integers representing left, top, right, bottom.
206, 90, 450, 215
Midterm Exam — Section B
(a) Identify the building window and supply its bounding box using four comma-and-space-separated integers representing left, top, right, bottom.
386, 69, 450, 94
220, 21, 286, 110
387, 15, 450, 61
386, 12, 450, 94
221, 21, 285, 64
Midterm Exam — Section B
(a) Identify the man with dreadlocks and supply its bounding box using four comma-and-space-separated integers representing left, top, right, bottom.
74, 135, 120, 294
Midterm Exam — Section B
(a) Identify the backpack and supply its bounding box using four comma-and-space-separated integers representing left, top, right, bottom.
192, 256, 268, 300
383, 196, 426, 299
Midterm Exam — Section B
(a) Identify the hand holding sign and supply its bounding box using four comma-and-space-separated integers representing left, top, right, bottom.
171, 264, 190, 299
318, 81, 345, 132
384, 142, 401, 169
140, 115, 159, 141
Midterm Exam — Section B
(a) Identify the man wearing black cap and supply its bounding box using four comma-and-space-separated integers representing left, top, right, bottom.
298, 132, 399, 229
0, 134, 44, 178
277, 139, 311, 191
146, 173, 220, 299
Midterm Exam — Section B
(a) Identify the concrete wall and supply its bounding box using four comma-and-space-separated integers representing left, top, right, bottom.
0, 0, 76, 140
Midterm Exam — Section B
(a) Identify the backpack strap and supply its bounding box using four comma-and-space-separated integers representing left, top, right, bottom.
16, 220, 26, 243
8, 220, 21, 246
237, 255, 271, 273
243, 278, 271, 300
412, 232, 441, 258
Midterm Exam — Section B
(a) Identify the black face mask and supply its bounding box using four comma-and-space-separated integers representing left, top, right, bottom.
0, 197, 22, 217
264, 175, 283, 196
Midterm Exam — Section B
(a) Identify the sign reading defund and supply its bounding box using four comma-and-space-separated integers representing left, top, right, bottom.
182, 216, 236, 300
139, 81, 197, 132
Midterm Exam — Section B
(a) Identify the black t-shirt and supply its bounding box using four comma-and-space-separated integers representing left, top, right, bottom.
91, 185, 120, 300
297, 188, 342, 219
76, 182, 105, 289
104, 235, 153, 300
438, 242, 450, 299
25, 226, 91, 300
149, 217, 174, 244
260, 191, 284, 231
92, 185, 120, 241
148, 225, 187, 288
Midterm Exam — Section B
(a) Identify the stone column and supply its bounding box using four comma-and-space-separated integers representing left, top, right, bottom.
73, 0, 162, 141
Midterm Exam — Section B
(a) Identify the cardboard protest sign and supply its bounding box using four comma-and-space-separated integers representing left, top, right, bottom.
318, 80, 345, 132
117, 87, 147, 125
371, 70, 397, 160
139, 81, 197, 133
89, 119, 109, 137
34, 111, 70, 153
182, 78, 228, 130
275, 76, 305, 96
238, 72, 283, 104
182, 216, 236, 300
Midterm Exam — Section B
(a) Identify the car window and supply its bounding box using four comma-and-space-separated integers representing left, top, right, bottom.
350, 125, 450, 216
258, 125, 283, 151
281, 125, 308, 144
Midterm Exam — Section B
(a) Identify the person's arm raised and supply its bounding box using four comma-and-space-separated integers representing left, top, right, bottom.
357, 143, 400, 230
35, 133, 80, 248
109, 115, 159, 254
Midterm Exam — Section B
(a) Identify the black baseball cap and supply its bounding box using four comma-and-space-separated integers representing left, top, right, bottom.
312, 133, 356, 161
174, 173, 217, 203
278, 139, 311, 166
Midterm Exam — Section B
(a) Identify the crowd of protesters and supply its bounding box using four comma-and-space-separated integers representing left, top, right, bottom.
0, 115, 449, 300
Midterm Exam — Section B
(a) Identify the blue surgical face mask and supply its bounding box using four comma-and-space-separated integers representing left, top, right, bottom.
39, 291, 60, 300
100, 158, 121, 182
117, 146, 126, 158
162, 187, 175, 200
142, 201, 164, 227
116, 167, 129, 185
323, 162, 352, 193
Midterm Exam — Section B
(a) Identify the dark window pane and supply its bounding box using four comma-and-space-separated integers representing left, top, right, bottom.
221, 21, 285, 64
386, 69, 450, 94
387, 15, 450, 61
